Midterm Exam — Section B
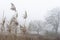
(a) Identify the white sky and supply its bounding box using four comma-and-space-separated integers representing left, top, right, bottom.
0, 0, 60, 23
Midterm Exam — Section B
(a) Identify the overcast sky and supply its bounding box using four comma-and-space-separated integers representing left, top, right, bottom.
0, 0, 60, 23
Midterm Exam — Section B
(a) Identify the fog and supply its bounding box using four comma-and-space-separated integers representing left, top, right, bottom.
0, 0, 60, 22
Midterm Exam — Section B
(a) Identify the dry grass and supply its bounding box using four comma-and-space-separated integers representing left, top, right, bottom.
0, 33, 59, 40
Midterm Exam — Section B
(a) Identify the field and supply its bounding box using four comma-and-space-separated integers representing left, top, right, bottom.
0, 33, 59, 40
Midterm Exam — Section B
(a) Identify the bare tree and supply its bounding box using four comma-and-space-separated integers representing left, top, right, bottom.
46, 8, 60, 34
28, 20, 44, 34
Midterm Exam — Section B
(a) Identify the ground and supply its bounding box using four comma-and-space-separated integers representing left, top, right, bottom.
0, 33, 59, 40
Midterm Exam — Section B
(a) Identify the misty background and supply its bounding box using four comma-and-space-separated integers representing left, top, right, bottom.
0, 0, 60, 21
0, 0, 60, 35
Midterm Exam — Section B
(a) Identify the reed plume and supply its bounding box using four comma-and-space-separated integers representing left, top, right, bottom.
10, 3, 16, 12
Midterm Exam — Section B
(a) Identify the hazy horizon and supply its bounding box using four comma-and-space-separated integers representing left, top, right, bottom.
0, 0, 60, 24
